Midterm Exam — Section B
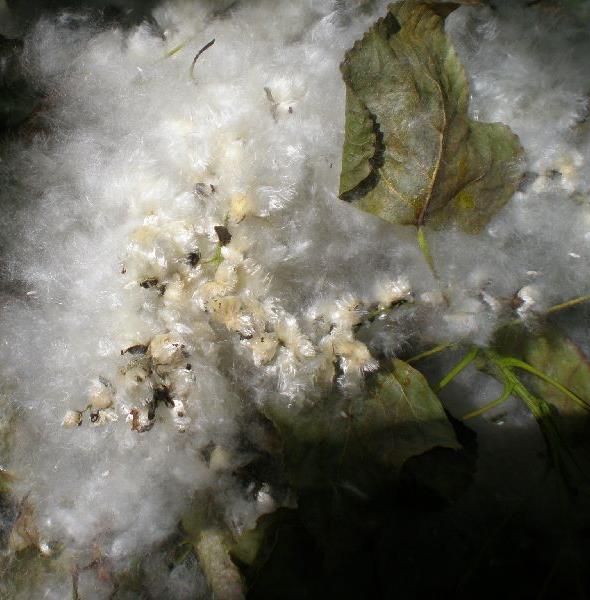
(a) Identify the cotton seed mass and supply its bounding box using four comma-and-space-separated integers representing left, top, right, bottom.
0, 0, 589, 597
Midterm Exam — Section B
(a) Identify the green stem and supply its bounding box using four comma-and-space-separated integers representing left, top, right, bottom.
506, 292, 590, 327
164, 39, 190, 58
407, 292, 590, 364
417, 226, 436, 275
484, 350, 575, 475
407, 342, 457, 363
497, 357, 590, 413
202, 244, 223, 266
436, 347, 479, 392
462, 381, 514, 421
546, 293, 590, 316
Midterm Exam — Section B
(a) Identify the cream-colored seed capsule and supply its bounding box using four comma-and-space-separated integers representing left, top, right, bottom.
248, 334, 279, 366
62, 410, 82, 428
89, 384, 114, 410
229, 194, 254, 223
149, 332, 186, 365
375, 278, 411, 309
209, 445, 233, 473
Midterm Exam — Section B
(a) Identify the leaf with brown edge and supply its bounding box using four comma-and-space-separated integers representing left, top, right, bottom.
339, 0, 524, 233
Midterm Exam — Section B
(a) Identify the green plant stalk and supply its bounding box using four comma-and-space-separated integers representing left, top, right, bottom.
546, 293, 590, 315
164, 40, 190, 58
436, 347, 479, 392
462, 381, 514, 421
484, 350, 576, 476
407, 342, 457, 363
417, 226, 436, 274
497, 356, 590, 413
202, 244, 223, 266
409, 292, 590, 363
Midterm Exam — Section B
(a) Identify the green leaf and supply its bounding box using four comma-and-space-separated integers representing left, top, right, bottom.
496, 326, 590, 440
339, 87, 377, 195
339, 0, 524, 233
263, 358, 459, 495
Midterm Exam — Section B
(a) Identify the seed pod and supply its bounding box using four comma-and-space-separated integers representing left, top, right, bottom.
149, 332, 187, 365
89, 382, 114, 410
121, 344, 149, 356
62, 410, 82, 428
140, 278, 159, 289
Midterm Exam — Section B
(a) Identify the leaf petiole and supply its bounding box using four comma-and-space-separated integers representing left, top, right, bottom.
483, 349, 579, 477
407, 342, 458, 363
436, 347, 479, 392
417, 226, 436, 275
497, 356, 590, 413
462, 380, 514, 421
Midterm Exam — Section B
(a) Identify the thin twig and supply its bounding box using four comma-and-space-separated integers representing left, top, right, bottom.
436, 347, 479, 391
498, 356, 590, 413
462, 381, 513, 421
407, 342, 457, 363
165, 39, 190, 58
546, 293, 590, 316
410, 293, 590, 363
506, 292, 590, 327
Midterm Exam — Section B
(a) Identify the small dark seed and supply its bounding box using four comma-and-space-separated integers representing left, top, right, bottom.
511, 294, 525, 310
90, 412, 100, 423
214, 225, 232, 246
122, 344, 149, 355
187, 250, 201, 267
154, 386, 174, 408
186, 363, 192, 370
518, 171, 539, 193
194, 182, 208, 196
140, 278, 159, 289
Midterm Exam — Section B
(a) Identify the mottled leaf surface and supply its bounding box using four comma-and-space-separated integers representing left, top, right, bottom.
339, 0, 524, 232
263, 358, 459, 494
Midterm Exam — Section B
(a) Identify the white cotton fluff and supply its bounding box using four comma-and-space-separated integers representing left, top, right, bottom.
0, 0, 589, 596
